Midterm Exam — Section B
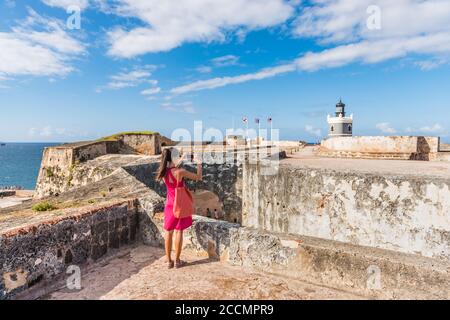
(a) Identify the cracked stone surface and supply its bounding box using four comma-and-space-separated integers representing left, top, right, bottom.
46, 246, 365, 300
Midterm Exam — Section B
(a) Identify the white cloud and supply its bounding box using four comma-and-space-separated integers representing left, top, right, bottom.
211, 55, 240, 67
0, 9, 85, 79
141, 87, 161, 95
28, 128, 37, 136
419, 124, 445, 133
29, 125, 88, 138
292, 0, 450, 71
196, 66, 213, 74
293, 0, 450, 43
405, 123, 446, 136
161, 101, 196, 114
415, 59, 448, 71
40, 126, 53, 137
295, 33, 450, 71
99, 66, 157, 91
376, 122, 397, 134
171, 63, 296, 95
168, 0, 450, 95
42, 0, 89, 10
194, 55, 240, 75
305, 125, 322, 137
12, 10, 85, 55
106, 0, 295, 58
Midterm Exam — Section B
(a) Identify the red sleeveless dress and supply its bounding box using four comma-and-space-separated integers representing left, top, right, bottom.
163, 167, 193, 231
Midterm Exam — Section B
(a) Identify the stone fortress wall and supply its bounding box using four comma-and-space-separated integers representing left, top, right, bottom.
2, 186, 449, 300
242, 162, 450, 261
318, 136, 443, 160
32, 134, 450, 263
34, 133, 163, 199
2, 133, 450, 300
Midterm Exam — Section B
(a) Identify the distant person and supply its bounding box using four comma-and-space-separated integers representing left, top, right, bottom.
206, 208, 211, 218
156, 148, 202, 269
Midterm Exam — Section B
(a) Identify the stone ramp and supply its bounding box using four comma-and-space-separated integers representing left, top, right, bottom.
45, 246, 365, 300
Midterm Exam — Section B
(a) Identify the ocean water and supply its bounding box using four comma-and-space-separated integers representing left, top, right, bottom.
0, 143, 60, 190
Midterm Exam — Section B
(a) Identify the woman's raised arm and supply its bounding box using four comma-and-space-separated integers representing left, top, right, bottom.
177, 162, 202, 181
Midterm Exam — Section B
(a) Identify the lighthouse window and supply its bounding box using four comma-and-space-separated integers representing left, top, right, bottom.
348, 125, 352, 132
330, 126, 334, 132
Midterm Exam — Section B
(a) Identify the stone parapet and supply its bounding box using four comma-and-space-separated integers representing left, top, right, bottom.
242, 162, 450, 262
318, 136, 440, 160
140, 210, 450, 300
0, 201, 141, 300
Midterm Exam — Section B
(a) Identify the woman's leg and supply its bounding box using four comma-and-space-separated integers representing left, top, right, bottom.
165, 230, 174, 263
174, 230, 183, 262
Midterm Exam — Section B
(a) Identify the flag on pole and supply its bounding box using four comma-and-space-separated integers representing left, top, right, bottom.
242, 116, 248, 123
255, 118, 260, 124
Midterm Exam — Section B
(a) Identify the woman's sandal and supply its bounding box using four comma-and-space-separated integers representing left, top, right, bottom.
168, 260, 174, 269
175, 259, 186, 269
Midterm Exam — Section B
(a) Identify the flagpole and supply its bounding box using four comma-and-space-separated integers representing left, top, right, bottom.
246, 121, 249, 145
268, 117, 273, 146
258, 121, 261, 145
271, 120, 273, 144
242, 116, 248, 146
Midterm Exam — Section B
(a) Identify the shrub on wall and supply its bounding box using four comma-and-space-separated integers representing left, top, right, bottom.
32, 202, 57, 212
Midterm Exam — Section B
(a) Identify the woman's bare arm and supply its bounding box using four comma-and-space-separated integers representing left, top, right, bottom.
172, 152, 202, 181
177, 163, 202, 181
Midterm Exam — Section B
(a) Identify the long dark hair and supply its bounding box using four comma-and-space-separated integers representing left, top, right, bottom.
156, 148, 173, 181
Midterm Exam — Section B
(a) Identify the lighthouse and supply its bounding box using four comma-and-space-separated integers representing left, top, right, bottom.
327, 100, 353, 137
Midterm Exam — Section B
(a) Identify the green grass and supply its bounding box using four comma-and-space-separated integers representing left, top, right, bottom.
46, 167, 55, 178
97, 131, 158, 142
32, 202, 57, 212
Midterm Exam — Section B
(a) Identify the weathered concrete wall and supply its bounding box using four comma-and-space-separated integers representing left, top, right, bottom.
160, 135, 177, 147
125, 161, 243, 223
0, 201, 140, 300
242, 163, 450, 262
73, 142, 109, 163
35, 134, 165, 198
140, 210, 450, 299
34, 149, 243, 222
318, 136, 441, 160
2, 188, 449, 300
35, 148, 75, 198
417, 137, 440, 153
0, 191, 16, 197
321, 136, 439, 153
431, 152, 450, 162
440, 143, 450, 151
120, 134, 161, 155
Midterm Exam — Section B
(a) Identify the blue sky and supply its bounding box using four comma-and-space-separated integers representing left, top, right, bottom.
1, 0, 450, 142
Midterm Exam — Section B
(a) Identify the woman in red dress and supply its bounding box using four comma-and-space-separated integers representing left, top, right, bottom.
155, 148, 202, 269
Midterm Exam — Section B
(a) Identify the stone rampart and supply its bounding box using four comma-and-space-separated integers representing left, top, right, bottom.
139, 208, 450, 300
0, 201, 143, 299
35, 133, 163, 199
242, 162, 450, 261
318, 136, 440, 160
